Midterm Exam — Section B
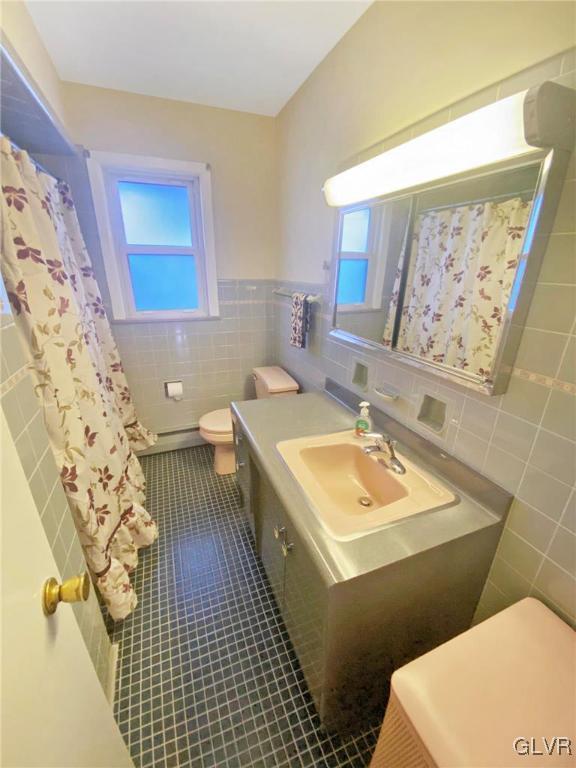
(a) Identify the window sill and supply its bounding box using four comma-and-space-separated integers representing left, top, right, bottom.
110, 313, 221, 325
336, 305, 380, 313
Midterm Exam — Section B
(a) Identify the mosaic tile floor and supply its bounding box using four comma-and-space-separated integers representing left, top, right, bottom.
109, 446, 380, 768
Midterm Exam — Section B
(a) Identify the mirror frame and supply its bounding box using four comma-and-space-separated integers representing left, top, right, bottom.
329, 147, 572, 395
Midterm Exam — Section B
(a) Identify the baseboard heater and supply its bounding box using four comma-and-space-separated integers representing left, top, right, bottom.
136, 426, 205, 456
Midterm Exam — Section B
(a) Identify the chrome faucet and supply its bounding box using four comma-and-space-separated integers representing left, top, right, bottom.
361, 432, 406, 475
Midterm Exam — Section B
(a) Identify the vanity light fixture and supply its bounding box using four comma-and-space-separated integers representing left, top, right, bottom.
323, 82, 576, 207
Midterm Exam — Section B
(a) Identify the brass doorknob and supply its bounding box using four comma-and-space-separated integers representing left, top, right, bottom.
42, 572, 90, 616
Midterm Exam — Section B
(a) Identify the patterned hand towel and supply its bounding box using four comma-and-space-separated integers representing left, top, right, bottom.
290, 292, 310, 349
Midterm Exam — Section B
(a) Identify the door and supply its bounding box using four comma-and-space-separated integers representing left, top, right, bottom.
1, 412, 133, 768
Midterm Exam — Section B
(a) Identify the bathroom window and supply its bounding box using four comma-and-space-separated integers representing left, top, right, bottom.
87, 152, 219, 320
336, 206, 386, 311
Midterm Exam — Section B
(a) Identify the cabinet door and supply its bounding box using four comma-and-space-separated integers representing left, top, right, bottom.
282, 523, 328, 717
256, 472, 286, 607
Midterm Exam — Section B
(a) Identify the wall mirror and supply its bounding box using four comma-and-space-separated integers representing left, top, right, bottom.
329, 82, 575, 395
331, 149, 572, 395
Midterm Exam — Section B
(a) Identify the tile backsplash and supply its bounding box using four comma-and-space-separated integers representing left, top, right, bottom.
273, 49, 576, 628
1, 314, 112, 689
112, 280, 276, 441
274, 277, 575, 627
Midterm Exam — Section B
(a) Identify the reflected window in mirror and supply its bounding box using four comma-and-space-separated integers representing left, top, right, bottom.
0, 274, 11, 317
334, 199, 412, 343
336, 207, 370, 307
337, 257, 369, 305
340, 208, 370, 252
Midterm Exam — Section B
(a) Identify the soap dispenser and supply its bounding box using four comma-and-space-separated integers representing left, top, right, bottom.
355, 401, 372, 437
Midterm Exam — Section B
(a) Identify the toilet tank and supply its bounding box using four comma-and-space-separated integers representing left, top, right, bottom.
253, 366, 299, 398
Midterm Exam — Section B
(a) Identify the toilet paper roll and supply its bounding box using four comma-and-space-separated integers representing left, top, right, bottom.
165, 381, 183, 401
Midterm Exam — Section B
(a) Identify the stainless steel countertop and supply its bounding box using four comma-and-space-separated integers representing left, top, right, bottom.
232, 392, 504, 586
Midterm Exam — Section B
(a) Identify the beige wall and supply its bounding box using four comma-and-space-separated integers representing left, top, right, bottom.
0, 0, 67, 124
2, 2, 279, 280
62, 83, 279, 280
277, 0, 576, 283
6, 0, 573, 285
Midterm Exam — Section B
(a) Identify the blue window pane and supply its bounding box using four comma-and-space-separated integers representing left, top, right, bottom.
341, 208, 370, 252
118, 181, 193, 246
128, 254, 199, 311
337, 259, 368, 305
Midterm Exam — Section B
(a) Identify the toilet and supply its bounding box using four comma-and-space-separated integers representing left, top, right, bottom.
199, 366, 299, 475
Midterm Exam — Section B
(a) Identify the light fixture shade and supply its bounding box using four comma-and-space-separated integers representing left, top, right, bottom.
323, 90, 539, 207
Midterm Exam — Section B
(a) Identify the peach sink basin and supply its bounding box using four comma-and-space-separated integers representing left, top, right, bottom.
276, 430, 457, 540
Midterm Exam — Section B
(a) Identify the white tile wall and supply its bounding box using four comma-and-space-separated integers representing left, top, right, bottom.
112, 280, 277, 435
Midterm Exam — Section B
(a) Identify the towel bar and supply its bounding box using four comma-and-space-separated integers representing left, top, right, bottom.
272, 288, 321, 304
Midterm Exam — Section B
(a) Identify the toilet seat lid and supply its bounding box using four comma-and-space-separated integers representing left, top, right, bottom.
199, 408, 233, 434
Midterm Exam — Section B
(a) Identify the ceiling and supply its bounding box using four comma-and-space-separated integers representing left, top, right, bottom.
26, 1, 371, 116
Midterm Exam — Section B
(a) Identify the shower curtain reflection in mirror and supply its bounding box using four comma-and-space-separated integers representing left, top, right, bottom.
382, 196, 531, 379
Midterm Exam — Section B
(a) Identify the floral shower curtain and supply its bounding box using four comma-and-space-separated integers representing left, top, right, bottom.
382, 197, 531, 379
1, 137, 158, 620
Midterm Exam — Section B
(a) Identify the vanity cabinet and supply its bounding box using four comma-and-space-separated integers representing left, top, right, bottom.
233, 414, 505, 733
255, 468, 329, 710
233, 421, 329, 713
